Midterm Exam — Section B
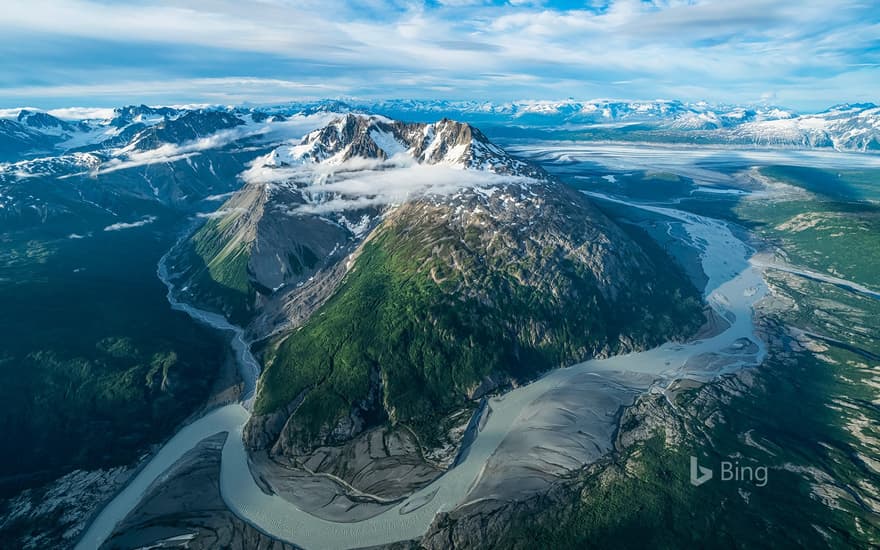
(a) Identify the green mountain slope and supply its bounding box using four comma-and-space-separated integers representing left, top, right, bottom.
250, 187, 703, 454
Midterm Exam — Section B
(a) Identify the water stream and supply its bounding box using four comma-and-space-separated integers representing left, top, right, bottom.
77, 193, 769, 549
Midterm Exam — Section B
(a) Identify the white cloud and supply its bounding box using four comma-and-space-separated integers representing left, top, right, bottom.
0, 107, 38, 119
103, 215, 157, 231
48, 107, 117, 120
203, 191, 237, 202
0, 78, 339, 102
196, 208, 246, 218
91, 112, 336, 175
0, 106, 111, 122
250, 155, 534, 214
0, 0, 877, 110
98, 124, 270, 174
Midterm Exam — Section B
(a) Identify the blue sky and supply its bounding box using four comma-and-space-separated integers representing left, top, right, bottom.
1, 0, 878, 111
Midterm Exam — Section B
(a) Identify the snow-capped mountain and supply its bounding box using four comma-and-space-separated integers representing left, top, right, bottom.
170, 113, 553, 319
727, 103, 880, 150
0, 106, 304, 229
0, 118, 60, 161
0, 104, 229, 162
344, 99, 877, 151
264, 113, 543, 177
1, 99, 878, 166
123, 110, 245, 152
354, 98, 796, 129
17, 109, 90, 135
238, 113, 553, 247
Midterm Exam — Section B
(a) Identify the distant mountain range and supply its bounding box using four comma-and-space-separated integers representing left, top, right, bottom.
1, 99, 879, 164
3, 98, 878, 235
350, 99, 880, 151
0, 105, 283, 230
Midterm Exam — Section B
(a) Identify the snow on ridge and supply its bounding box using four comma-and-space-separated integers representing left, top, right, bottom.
264, 114, 519, 173
102, 125, 269, 175
239, 115, 542, 216
0, 152, 102, 180
369, 128, 407, 157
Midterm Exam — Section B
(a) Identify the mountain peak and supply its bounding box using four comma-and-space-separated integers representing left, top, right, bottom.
266, 114, 543, 178
17, 109, 71, 131
822, 102, 878, 113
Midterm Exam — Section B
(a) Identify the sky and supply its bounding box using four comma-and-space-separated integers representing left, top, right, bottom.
1, 0, 878, 111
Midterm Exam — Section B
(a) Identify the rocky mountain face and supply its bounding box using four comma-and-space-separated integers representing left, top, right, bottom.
171, 113, 704, 503
269, 113, 543, 175
17, 109, 89, 134
125, 110, 245, 152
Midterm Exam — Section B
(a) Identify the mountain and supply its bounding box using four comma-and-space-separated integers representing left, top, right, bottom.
2, 99, 878, 171
354, 98, 795, 128
169, 113, 704, 503
17, 109, 89, 134
726, 103, 880, 150
170, 114, 547, 322
0, 118, 59, 161
343, 99, 879, 151
268, 113, 543, 175
124, 110, 245, 152
0, 107, 319, 232
108, 104, 179, 128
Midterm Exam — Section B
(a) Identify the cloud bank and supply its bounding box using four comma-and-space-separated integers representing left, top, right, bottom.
246, 153, 532, 214
0, 0, 876, 110
296, 164, 529, 214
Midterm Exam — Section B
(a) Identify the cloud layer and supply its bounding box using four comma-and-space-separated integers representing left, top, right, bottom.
247, 153, 532, 214
295, 164, 529, 214
1, 0, 877, 110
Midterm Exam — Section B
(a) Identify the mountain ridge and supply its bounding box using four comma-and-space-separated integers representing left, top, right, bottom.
3, 98, 880, 163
